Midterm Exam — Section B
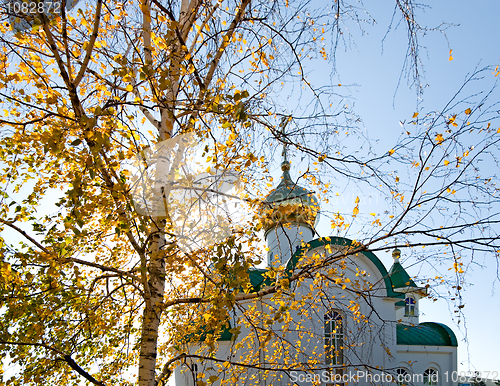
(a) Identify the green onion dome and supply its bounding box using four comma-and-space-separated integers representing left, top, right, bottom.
260, 154, 320, 232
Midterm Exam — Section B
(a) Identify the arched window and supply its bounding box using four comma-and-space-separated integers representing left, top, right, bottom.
324, 310, 343, 366
405, 295, 416, 316
395, 368, 409, 386
424, 368, 438, 386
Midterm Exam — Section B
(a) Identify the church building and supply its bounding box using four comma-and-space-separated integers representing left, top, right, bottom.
168, 149, 458, 386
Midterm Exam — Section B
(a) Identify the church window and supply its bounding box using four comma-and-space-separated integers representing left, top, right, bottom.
405, 295, 416, 316
424, 368, 438, 386
324, 310, 343, 366
396, 368, 409, 386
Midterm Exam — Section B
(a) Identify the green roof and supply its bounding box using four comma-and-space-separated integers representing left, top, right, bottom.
247, 238, 414, 299
248, 268, 272, 292
388, 261, 417, 289
185, 320, 234, 343
397, 322, 458, 347
284, 237, 404, 299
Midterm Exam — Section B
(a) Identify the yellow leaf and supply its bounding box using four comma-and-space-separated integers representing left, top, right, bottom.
369, 213, 376, 216
449, 49, 454, 61
497, 127, 500, 133
353, 207, 359, 217
435, 133, 444, 144
412, 112, 419, 118
126, 85, 133, 92
388, 149, 395, 156
355, 196, 360, 204
465, 108, 472, 115
444, 160, 450, 166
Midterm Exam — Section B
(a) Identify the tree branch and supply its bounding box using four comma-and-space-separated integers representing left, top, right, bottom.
74, 0, 104, 86
0, 340, 106, 386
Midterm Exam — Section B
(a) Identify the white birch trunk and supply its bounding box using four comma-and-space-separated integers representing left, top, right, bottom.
136, 0, 253, 383
137, 0, 191, 384
138, 229, 166, 386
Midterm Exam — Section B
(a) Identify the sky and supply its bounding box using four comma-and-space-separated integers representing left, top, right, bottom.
292, 0, 500, 376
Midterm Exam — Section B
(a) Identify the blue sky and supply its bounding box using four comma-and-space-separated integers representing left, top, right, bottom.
298, 0, 500, 375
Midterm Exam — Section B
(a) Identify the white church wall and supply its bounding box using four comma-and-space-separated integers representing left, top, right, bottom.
397, 346, 458, 386
275, 244, 403, 385
169, 241, 457, 386
265, 223, 314, 267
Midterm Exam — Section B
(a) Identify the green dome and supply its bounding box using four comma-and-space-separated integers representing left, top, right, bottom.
261, 156, 320, 232
397, 322, 458, 347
